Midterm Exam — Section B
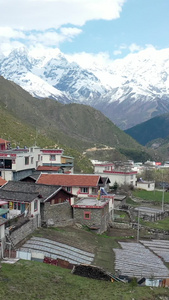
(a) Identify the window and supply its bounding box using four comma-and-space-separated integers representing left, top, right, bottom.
50, 154, 56, 161
66, 187, 72, 193
80, 187, 89, 194
14, 202, 18, 210
25, 157, 29, 165
84, 211, 91, 220
31, 157, 34, 164
34, 200, 38, 211
38, 154, 40, 161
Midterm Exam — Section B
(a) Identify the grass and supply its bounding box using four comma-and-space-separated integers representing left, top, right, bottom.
140, 216, 169, 231
0, 260, 169, 300
132, 189, 169, 204
126, 197, 140, 206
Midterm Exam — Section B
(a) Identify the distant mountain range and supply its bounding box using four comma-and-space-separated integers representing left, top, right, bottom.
0, 76, 154, 167
0, 47, 169, 129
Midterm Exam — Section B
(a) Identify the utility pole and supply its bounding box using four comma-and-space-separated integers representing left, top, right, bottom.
162, 169, 165, 212
162, 182, 165, 212
137, 209, 140, 243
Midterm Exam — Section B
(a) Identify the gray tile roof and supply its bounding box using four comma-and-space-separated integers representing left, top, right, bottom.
21, 171, 41, 182
1, 181, 62, 203
0, 190, 38, 202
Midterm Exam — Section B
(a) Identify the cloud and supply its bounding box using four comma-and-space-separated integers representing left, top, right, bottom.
65, 51, 112, 69
129, 43, 143, 53
113, 43, 144, 57
0, 26, 82, 54
0, 0, 126, 30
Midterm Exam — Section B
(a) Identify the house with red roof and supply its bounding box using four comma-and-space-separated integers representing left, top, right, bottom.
37, 174, 108, 204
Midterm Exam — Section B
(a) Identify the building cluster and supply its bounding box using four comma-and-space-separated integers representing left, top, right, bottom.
0, 137, 165, 258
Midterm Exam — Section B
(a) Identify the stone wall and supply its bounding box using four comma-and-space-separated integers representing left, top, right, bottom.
73, 204, 110, 234
42, 201, 73, 226
131, 208, 169, 222
9, 215, 40, 246
111, 222, 132, 229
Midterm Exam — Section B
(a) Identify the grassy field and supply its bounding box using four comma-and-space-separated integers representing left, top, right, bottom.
132, 189, 169, 204
140, 216, 169, 230
0, 260, 169, 300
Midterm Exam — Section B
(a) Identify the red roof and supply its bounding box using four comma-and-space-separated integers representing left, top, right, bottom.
37, 174, 102, 187
0, 177, 7, 186
37, 166, 60, 171
0, 138, 10, 144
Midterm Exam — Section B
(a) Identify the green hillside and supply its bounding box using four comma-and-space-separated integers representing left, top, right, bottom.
125, 113, 169, 146
0, 76, 153, 164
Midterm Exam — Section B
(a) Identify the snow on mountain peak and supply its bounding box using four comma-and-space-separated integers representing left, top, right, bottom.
0, 46, 169, 129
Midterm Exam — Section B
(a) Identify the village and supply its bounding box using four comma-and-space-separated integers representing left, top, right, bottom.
0, 137, 169, 289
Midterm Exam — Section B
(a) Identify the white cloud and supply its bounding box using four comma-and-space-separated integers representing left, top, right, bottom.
65, 51, 112, 69
0, 0, 126, 30
0, 27, 25, 39
129, 43, 143, 53
0, 26, 82, 54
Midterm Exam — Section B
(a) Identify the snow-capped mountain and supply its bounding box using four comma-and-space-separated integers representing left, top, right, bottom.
0, 46, 169, 129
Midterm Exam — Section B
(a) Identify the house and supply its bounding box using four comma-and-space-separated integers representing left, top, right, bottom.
0, 146, 42, 181
0, 139, 74, 181
136, 180, 155, 191
72, 197, 110, 234
0, 184, 41, 219
0, 181, 74, 226
37, 174, 108, 204
100, 170, 137, 187
40, 149, 74, 173
93, 159, 137, 187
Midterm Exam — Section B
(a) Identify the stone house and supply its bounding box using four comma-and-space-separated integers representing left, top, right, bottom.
72, 197, 110, 234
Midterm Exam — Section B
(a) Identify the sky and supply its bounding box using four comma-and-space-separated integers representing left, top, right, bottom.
0, 0, 169, 65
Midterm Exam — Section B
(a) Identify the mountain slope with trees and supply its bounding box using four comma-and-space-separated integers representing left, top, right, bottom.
125, 113, 169, 146
0, 76, 155, 165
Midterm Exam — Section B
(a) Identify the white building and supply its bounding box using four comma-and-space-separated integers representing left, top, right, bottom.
94, 163, 114, 174
40, 149, 74, 173
0, 146, 41, 181
136, 180, 155, 191
0, 142, 74, 181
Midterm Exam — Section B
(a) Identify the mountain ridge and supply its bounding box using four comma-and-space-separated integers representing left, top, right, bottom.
0, 47, 169, 129
0, 76, 154, 165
